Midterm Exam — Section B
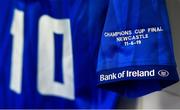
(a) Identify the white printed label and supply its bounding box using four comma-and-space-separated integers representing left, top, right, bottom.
104, 27, 164, 46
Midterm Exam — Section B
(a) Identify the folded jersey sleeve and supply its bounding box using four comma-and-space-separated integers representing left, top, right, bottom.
96, 0, 179, 98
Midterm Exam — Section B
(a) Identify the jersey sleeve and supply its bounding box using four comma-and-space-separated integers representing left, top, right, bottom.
96, 0, 179, 98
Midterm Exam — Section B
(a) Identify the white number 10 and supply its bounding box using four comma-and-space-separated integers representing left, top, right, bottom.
10, 9, 75, 100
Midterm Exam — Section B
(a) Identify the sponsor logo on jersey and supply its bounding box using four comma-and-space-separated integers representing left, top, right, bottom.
100, 70, 155, 82
158, 70, 169, 77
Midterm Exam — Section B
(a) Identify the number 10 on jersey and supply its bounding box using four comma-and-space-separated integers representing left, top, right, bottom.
10, 9, 75, 100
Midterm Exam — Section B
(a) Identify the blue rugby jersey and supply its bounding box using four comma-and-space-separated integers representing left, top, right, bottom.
97, 0, 179, 97
0, 0, 179, 108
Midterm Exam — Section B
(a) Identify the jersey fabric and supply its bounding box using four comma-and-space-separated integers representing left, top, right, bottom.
0, 0, 179, 109
97, 0, 179, 97
0, 0, 119, 108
